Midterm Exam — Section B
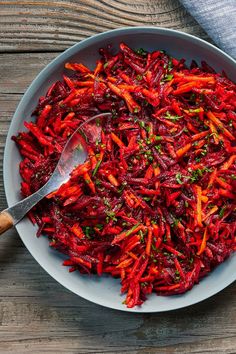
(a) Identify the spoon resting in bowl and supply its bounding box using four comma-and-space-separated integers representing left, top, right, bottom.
0, 112, 111, 235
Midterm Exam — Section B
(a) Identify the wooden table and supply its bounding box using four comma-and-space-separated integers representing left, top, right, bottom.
0, 1, 235, 353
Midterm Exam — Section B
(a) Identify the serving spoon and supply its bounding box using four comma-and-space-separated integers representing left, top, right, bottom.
0, 112, 111, 235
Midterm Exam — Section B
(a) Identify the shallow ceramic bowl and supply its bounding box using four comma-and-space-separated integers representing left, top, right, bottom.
4, 27, 236, 312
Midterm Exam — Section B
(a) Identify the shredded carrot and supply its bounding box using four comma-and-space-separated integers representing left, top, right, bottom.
176, 143, 192, 158
203, 205, 218, 221
207, 111, 235, 141
110, 132, 125, 148
145, 227, 153, 256
107, 173, 120, 187
197, 227, 208, 255
83, 172, 96, 193
195, 185, 203, 227
173, 81, 200, 95
221, 155, 236, 170
207, 168, 217, 189
209, 121, 219, 144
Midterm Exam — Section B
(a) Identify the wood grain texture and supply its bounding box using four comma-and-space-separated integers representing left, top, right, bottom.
0, 0, 210, 52
0, 1, 235, 353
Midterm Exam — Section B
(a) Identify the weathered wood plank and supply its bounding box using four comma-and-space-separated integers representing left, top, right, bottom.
0, 52, 58, 93
0, 0, 209, 52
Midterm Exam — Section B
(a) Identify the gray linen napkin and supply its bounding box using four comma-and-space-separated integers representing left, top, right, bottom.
179, 0, 236, 58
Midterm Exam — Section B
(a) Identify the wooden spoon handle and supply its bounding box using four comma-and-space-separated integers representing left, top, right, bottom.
0, 211, 14, 234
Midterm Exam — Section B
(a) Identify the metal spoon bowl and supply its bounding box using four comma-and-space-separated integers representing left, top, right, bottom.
0, 112, 111, 234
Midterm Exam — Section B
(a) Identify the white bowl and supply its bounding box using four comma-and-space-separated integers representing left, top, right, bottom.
4, 27, 236, 312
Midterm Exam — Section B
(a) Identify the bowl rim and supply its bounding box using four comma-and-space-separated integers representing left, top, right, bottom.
3, 26, 236, 313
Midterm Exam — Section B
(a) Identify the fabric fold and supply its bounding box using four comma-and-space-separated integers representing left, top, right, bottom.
179, 0, 236, 58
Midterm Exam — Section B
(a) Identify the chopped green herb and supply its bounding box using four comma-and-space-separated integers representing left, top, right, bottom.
145, 125, 151, 133
143, 196, 151, 201
139, 230, 145, 243
164, 74, 173, 81
136, 74, 143, 81
139, 121, 145, 128
83, 226, 93, 239
135, 48, 147, 56
151, 244, 157, 251
207, 204, 215, 209
189, 108, 201, 113
111, 109, 117, 118
92, 160, 102, 176
126, 223, 140, 236
106, 210, 117, 222
176, 172, 183, 184
201, 149, 207, 156
219, 206, 226, 219
168, 60, 173, 70
165, 111, 183, 122
103, 198, 111, 207
141, 282, 148, 287
96, 224, 103, 230
190, 167, 212, 183
103, 62, 109, 69
189, 93, 196, 101
154, 144, 162, 153
172, 218, 180, 228
95, 179, 101, 186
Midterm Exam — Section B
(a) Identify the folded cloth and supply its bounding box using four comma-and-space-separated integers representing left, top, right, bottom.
179, 0, 236, 58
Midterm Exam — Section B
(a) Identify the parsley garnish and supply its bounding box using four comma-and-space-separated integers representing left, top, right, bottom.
154, 144, 162, 153
176, 172, 183, 184
164, 111, 183, 122
219, 206, 226, 219
136, 74, 143, 81
135, 48, 147, 56
164, 74, 173, 81
92, 160, 102, 176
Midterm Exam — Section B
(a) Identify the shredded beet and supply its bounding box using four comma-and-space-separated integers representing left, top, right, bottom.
13, 43, 236, 308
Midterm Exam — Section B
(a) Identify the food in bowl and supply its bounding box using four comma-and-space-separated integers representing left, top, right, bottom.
13, 43, 236, 308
